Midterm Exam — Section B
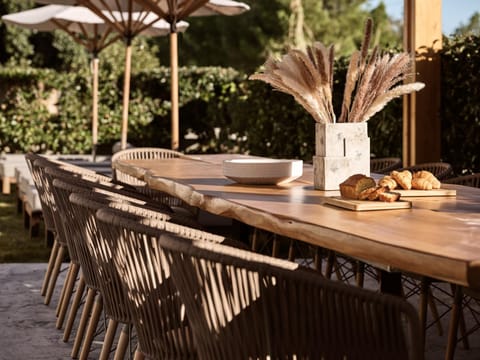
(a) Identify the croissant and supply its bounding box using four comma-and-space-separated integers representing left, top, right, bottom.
413, 170, 441, 189
378, 175, 397, 190
391, 170, 412, 190
412, 177, 433, 190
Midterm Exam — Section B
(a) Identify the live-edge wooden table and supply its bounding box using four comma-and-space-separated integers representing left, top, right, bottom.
113, 154, 480, 289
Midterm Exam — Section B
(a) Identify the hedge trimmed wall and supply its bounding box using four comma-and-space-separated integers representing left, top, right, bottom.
0, 35, 478, 174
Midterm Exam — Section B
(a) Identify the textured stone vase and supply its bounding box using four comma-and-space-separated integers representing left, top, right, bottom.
313, 122, 370, 190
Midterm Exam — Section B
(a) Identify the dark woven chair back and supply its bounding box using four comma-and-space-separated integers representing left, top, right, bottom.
370, 157, 402, 174
444, 173, 480, 188
397, 162, 453, 180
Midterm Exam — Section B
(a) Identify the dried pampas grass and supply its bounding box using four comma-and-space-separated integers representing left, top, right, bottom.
249, 18, 424, 124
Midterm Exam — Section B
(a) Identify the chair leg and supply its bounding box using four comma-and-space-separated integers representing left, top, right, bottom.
41, 239, 59, 296
71, 288, 96, 358
56, 262, 79, 329
44, 245, 66, 306
99, 319, 119, 360
356, 261, 365, 287
114, 324, 130, 360
133, 347, 145, 360
427, 286, 443, 336
445, 285, 463, 360
419, 278, 430, 349
56, 261, 73, 317
79, 294, 103, 360
63, 275, 86, 342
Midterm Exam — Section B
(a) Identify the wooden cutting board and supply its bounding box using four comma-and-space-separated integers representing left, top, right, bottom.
395, 188, 456, 197
323, 196, 412, 211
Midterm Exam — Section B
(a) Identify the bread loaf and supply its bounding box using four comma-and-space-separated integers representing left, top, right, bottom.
339, 174, 376, 200
378, 191, 401, 202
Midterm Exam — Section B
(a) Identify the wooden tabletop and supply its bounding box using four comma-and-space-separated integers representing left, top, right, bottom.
113, 154, 480, 289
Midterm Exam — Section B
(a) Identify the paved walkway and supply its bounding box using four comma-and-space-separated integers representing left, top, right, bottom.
0, 263, 479, 359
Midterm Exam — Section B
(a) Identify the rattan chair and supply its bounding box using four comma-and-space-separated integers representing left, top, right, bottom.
94, 205, 247, 359
111, 147, 193, 211
370, 157, 402, 174
444, 173, 480, 188
397, 162, 454, 180
25, 153, 114, 303
24, 153, 59, 298
48, 171, 182, 359
446, 286, 480, 360
95, 206, 422, 360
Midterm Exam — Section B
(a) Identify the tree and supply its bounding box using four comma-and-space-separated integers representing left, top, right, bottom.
454, 12, 480, 36
0, 0, 35, 65
162, 0, 401, 73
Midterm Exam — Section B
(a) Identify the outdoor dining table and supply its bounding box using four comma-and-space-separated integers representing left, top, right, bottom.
112, 153, 480, 291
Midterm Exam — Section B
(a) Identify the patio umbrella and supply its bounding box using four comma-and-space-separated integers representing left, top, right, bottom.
2, 4, 119, 160
38, 0, 248, 150
132, 0, 250, 150
37, 0, 189, 151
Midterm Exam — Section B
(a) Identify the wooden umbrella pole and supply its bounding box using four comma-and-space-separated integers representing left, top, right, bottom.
170, 31, 179, 150
92, 55, 99, 161
121, 38, 132, 151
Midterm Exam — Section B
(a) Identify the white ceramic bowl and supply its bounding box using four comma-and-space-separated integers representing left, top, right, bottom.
223, 158, 303, 185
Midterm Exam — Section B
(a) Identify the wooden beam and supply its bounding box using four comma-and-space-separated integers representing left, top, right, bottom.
403, 0, 442, 166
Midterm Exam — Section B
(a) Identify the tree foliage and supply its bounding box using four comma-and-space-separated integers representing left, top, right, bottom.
453, 12, 480, 37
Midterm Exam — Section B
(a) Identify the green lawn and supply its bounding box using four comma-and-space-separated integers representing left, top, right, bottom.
0, 189, 50, 262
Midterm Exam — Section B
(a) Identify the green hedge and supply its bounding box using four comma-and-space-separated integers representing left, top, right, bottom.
441, 35, 480, 175
0, 35, 478, 175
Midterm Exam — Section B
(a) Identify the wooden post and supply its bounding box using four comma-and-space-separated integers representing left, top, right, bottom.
121, 38, 132, 151
170, 31, 180, 151
403, 0, 442, 166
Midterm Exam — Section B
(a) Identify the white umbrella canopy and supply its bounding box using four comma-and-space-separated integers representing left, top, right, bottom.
37, 0, 189, 150
2, 5, 119, 159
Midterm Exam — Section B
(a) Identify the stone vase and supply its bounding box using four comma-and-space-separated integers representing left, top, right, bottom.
313, 122, 370, 190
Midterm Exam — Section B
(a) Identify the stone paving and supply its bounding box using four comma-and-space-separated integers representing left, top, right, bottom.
0, 263, 479, 359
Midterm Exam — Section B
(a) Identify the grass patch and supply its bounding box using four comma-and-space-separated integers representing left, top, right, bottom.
0, 188, 50, 262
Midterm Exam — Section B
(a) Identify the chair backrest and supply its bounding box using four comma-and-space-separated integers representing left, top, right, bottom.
158, 233, 423, 360
111, 147, 183, 184
25, 153, 58, 233
95, 206, 232, 359
370, 157, 402, 174
444, 173, 480, 188
95, 207, 422, 360
110, 147, 189, 209
398, 162, 453, 180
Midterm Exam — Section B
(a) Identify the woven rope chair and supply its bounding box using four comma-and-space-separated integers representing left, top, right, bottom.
111, 147, 194, 211
444, 173, 480, 188
94, 206, 242, 359
48, 169, 184, 359
25, 153, 60, 299
446, 286, 480, 359
156, 233, 423, 360
25, 153, 114, 302
397, 162, 454, 180
370, 157, 402, 174
97, 210, 422, 359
